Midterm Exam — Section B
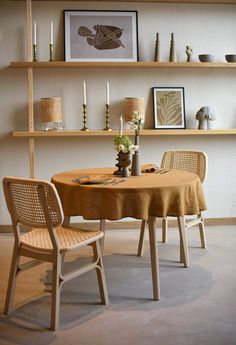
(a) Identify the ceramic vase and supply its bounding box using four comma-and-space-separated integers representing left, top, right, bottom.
131, 135, 141, 176
119, 152, 132, 177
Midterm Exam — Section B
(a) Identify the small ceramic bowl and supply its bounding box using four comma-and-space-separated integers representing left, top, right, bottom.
198, 54, 215, 63
225, 54, 236, 63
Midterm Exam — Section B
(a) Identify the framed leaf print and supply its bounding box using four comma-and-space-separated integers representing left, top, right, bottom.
64, 10, 138, 62
153, 87, 186, 129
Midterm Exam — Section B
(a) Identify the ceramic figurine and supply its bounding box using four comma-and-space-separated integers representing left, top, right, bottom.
169, 33, 177, 62
195, 106, 216, 130
186, 46, 193, 62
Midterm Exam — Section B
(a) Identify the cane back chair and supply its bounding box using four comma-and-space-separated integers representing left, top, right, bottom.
137, 150, 208, 257
2, 176, 109, 330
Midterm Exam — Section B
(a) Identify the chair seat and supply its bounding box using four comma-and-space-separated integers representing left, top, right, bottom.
20, 226, 103, 253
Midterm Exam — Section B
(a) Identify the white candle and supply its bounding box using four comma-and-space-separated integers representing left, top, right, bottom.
83, 80, 87, 105
106, 81, 109, 105
119, 115, 123, 136
33, 21, 37, 45
50, 21, 53, 45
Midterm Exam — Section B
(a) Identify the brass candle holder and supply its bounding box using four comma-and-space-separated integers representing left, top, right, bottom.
32, 44, 37, 61
81, 104, 90, 131
103, 104, 112, 131
49, 44, 54, 62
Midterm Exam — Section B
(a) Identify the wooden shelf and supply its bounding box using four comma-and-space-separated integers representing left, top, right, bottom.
11, 0, 236, 4
12, 129, 236, 138
10, 61, 236, 69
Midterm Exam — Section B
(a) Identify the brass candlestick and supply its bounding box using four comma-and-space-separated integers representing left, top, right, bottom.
32, 44, 37, 61
49, 44, 54, 62
103, 104, 112, 131
81, 104, 90, 131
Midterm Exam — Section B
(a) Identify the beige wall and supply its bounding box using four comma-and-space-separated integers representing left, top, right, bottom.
0, 1, 236, 224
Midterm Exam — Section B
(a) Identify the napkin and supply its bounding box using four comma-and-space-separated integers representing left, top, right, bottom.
141, 163, 159, 173
73, 174, 111, 184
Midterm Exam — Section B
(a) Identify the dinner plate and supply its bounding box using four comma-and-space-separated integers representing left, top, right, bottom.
73, 174, 112, 184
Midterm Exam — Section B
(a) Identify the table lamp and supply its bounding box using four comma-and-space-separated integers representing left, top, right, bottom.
124, 97, 144, 122
41, 97, 64, 131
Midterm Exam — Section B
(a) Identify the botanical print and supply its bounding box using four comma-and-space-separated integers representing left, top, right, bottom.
78, 25, 125, 50
157, 91, 182, 126
153, 87, 185, 129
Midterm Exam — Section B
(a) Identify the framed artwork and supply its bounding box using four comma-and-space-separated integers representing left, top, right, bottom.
64, 10, 138, 62
152, 87, 186, 129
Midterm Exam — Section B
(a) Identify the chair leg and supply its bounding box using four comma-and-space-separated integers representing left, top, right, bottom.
198, 214, 207, 249
63, 216, 70, 227
92, 240, 109, 305
4, 245, 20, 315
162, 218, 168, 243
137, 219, 147, 257
51, 253, 62, 331
99, 219, 106, 255
148, 216, 160, 301
177, 216, 190, 268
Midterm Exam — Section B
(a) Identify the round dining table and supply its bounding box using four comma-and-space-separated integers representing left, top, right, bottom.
51, 167, 207, 301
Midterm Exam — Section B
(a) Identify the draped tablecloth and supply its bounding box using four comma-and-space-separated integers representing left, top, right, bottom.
51, 167, 207, 220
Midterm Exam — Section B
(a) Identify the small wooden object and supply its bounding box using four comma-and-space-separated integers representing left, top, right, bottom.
154, 32, 160, 62
169, 33, 177, 62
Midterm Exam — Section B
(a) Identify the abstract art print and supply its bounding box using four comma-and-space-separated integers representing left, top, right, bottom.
153, 87, 186, 129
64, 10, 138, 62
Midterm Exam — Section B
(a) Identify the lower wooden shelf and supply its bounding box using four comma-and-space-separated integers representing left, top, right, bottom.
12, 129, 236, 137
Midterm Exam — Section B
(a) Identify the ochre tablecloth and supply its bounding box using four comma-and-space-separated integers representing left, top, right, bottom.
51, 167, 207, 220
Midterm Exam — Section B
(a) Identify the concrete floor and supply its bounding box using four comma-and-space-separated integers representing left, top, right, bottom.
0, 225, 236, 345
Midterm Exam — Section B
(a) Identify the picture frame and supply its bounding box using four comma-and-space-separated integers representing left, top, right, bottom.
152, 87, 186, 129
64, 10, 139, 62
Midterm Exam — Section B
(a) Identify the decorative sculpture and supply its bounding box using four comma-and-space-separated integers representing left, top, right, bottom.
119, 152, 132, 177
169, 33, 177, 62
186, 46, 193, 62
195, 106, 216, 130
154, 32, 160, 62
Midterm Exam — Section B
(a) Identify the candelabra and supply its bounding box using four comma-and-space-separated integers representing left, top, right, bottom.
81, 104, 90, 131
103, 104, 112, 131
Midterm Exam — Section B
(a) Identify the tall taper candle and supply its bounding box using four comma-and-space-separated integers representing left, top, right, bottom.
33, 21, 37, 45
119, 115, 124, 136
50, 21, 53, 45
83, 80, 87, 105
106, 81, 110, 105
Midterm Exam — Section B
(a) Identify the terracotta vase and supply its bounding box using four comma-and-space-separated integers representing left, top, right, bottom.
131, 135, 141, 176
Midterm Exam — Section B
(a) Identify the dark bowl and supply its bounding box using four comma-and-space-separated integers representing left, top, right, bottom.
225, 54, 236, 63
198, 54, 215, 63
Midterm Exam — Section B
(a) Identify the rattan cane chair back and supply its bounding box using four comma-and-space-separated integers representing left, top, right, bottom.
2, 176, 109, 330
161, 150, 207, 183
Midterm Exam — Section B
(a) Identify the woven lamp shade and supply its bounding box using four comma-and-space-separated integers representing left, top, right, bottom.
41, 97, 62, 122
124, 97, 144, 121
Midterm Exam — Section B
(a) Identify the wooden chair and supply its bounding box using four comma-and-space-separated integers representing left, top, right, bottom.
137, 150, 208, 257
2, 176, 109, 331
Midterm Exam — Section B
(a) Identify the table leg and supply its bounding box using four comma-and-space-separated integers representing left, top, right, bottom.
100, 219, 106, 255
148, 216, 160, 301
177, 216, 190, 268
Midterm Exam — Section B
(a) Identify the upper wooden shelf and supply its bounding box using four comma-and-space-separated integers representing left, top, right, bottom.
11, 0, 236, 4
10, 61, 236, 69
12, 129, 236, 137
